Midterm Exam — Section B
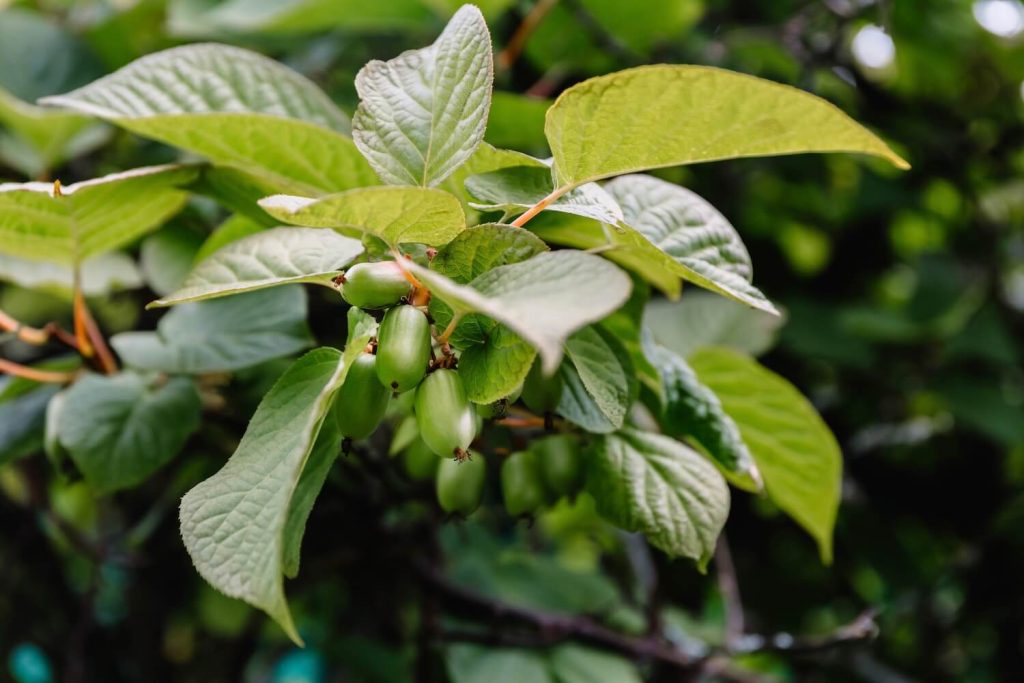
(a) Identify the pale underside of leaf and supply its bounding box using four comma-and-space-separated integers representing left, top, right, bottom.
151, 227, 364, 307
179, 345, 364, 644
404, 250, 632, 373
352, 5, 494, 187
259, 185, 466, 246
545, 64, 909, 190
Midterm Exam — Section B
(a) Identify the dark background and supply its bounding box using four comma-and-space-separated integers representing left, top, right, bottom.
0, 1, 1022, 682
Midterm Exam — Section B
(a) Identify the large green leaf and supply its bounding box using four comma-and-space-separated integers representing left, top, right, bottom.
647, 344, 761, 489
406, 250, 632, 373
57, 373, 201, 493
41, 44, 377, 194
429, 224, 547, 403
644, 291, 783, 359
447, 646, 554, 683
140, 225, 205, 297
556, 326, 636, 434
585, 429, 730, 567
151, 227, 364, 306
689, 347, 842, 562
180, 345, 364, 644
352, 5, 493, 186
549, 645, 642, 683
466, 165, 624, 224
0, 87, 108, 179
604, 175, 774, 313
168, 0, 433, 37
259, 186, 466, 246
0, 252, 142, 296
113, 287, 312, 374
0, 164, 194, 264
545, 65, 909, 189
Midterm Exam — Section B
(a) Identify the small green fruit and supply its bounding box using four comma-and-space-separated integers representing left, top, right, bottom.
403, 438, 439, 480
534, 434, 583, 498
521, 359, 562, 414
376, 305, 431, 393
436, 453, 486, 515
501, 450, 549, 516
415, 369, 477, 459
333, 352, 390, 440
340, 261, 412, 309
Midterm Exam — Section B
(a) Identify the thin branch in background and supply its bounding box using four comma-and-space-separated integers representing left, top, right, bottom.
0, 309, 80, 351
715, 534, 745, 647
497, 0, 560, 72
525, 65, 569, 98
72, 285, 117, 374
0, 358, 77, 383
730, 608, 880, 655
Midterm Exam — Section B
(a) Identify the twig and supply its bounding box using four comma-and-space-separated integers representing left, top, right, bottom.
715, 534, 745, 647
497, 0, 560, 71
0, 358, 77, 384
416, 560, 700, 669
0, 309, 80, 350
729, 608, 880, 655
72, 287, 117, 374
511, 187, 570, 227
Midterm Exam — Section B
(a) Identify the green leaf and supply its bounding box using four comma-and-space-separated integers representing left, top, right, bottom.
556, 326, 636, 434
180, 345, 365, 644
57, 373, 201, 493
352, 5, 493, 186
447, 646, 554, 683
645, 292, 784, 359
140, 225, 205, 297
432, 223, 549, 283
549, 645, 642, 683
259, 186, 466, 246
0, 86, 108, 179
647, 344, 761, 489
466, 165, 624, 224
0, 252, 142, 297
0, 381, 59, 466
428, 224, 548, 403
586, 429, 730, 566
545, 65, 909, 189
41, 44, 377, 194
151, 227, 364, 306
406, 250, 632, 373
168, 0, 433, 36
0, 164, 195, 264
458, 326, 536, 404
112, 286, 313, 374
604, 175, 774, 313
688, 347, 841, 562
194, 214, 266, 264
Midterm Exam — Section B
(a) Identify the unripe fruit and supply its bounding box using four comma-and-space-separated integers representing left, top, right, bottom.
340, 261, 412, 309
521, 359, 563, 414
415, 369, 477, 460
501, 450, 549, 516
376, 305, 431, 393
436, 453, 486, 515
332, 352, 390, 440
534, 434, 583, 498
403, 438, 439, 481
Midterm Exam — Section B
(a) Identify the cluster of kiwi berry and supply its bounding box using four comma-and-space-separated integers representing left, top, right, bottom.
332, 259, 585, 519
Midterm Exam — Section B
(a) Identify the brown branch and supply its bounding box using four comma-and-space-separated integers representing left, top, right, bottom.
0, 310, 80, 351
416, 560, 701, 670
715, 534, 745, 647
73, 287, 117, 374
729, 608, 880, 655
497, 0, 560, 72
0, 358, 77, 384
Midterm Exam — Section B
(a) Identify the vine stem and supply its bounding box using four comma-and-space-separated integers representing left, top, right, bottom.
73, 284, 117, 375
510, 186, 570, 227
0, 358, 77, 383
497, 0, 560, 71
435, 313, 463, 346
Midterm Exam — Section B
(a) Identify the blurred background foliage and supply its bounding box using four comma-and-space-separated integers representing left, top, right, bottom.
0, 0, 1022, 682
